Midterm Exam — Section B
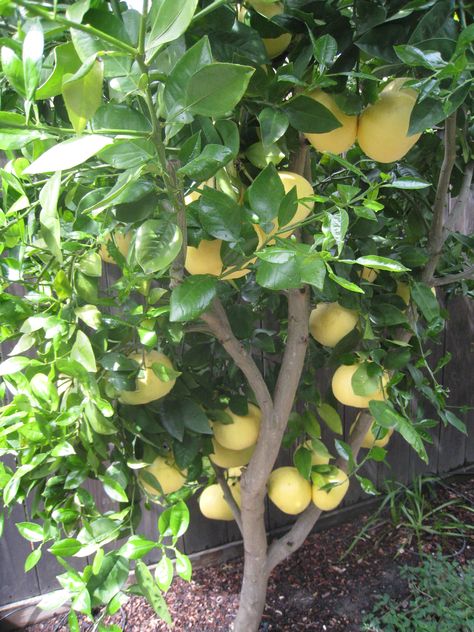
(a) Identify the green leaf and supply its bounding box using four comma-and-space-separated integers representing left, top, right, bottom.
256, 257, 301, 290
356, 475, 379, 496
313, 34, 337, 65
63, 58, 103, 134
22, 20, 44, 101
443, 410, 467, 435
86, 554, 129, 605
134, 219, 182, 274
37, 590, 70, 611
328, 269, 365, 294
36, 42, 82, 99
119, 535, 156, 560
25, 548, 42, 572
369, 401, 428, 463
0, 356, 35, 376
408, 97, 445, 135
175, 550, 192, 581
24, 135, 113, 174
316, 403, 343, 435
184, 63, 255, 118
72, 588, 91, 616
100, 476, 128, 503
146, 0, 199, 60
135, 560, 172, 625
71, 330, 97, 372
258, 107, 289, 147
293, 446, 312, 480
334, 439, 352, 462
16, 522, 44, 542
329, 209, 349, 254
158, 501, 190, 538
351, 363, 381, 397
177, 144, 233, 181
385, 178, 431, 190
39, 171, 62, 263
163, 37, 213, 123
411, 282, 440, 322
248, 163, 285, 224
170, 275, 217, 322
1, 46, 25, 96
85, 401, 117, 435
283, 95, 341, 133
164, 399, 212, 436
298, 255, 326, 289
354, 256, 409, 272
196, 188, 242, 241
155, 556, 174, 592
49, 538, 83, 557
0, 112, 46, 149
394, 45, 446, 70
75, 304, 102, 330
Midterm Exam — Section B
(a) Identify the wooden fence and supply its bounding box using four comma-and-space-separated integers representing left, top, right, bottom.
0, 291, 473, 616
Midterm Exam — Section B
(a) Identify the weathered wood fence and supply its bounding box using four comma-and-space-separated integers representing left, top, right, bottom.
0, 292, 473, 617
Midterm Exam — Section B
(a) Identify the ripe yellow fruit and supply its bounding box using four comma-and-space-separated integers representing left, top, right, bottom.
312, 467, 349, 511
118, 350, 176, 405
303, 440, 330, 465
350, 414, 394, 448
360, 267, 378, 283
212, 403, 261, 451
199, 482, 241, 521
99, 230, 131, 264
251, 2, 292, 59
268, 466, 312, 515
209, 438, 255, 469
227, 466, 245, 478
331, 363, 388, 408
396, 280, 411, 305
309, 302, 358, 348
255, 171, 315, 247
184, 239, 250, 280
304, 90, 357, 154
139, 455, 186, 496
358, 78, 421, 163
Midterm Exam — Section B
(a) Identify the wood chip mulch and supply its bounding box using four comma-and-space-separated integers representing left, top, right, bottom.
25, 476, 474, 632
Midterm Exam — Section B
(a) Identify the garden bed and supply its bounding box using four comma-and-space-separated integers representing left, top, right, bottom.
26, 475, 473, 631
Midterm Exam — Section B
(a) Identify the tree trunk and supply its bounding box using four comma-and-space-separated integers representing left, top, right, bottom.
232, 549, 269, 632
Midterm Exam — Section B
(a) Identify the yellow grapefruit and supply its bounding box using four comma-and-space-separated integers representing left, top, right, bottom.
312, 467, 349, 511
331, 363, 388, 408
199, 482, 241, 521
209, 439, 255, 469
118, 350, 176, 405
309, 302, 358, 348
267, 466, 312, 515
212, 403, 261, 451
304, 89, 357, 154
303, 440, 330, 465
357, 78, 421, 163
99, 230, 131, 264
139, 455, 186, 496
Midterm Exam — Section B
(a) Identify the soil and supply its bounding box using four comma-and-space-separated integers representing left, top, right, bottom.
25, 476, 474, 632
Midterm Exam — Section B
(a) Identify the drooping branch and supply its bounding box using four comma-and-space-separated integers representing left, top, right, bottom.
201, 299, 273, 418
211, 462, 243, 534
265, 411, 374, 573
422, 113, 458, 284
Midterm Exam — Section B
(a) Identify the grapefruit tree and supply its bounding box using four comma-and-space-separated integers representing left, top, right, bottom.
0, 1, 472, 630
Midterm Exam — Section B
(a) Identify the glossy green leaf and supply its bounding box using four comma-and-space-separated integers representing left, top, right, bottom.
408, 96, 445, 135
63, 58, 104, 133
177, 144, 233, 181
354, 256, 409, 272
49, 538, 83, 557
134, 219, 182, 274
258, 107, 289, 147
247, 163, 285, 224
22, 20, 44, 100
119, 535, 156, 560
256, 257, 301, 290
25, 548, 42, 572
351, 363, 382, 397
184, 63, 255, 118
135, 560, 172, 625
313, 34, 337, 65
169, 275, 217, 322
71, 331, 96, 372
16, 521, 44, 542
155, 556, 174, 592
283, 95, 341, 133
0, 112, 46, 149
39, 171, 62, 263
100, 476, 128, 503
411, 281, 440, 322
316, 403, 343, 435
36, 42, 82, 99
2, 45, 25, 96
175, 550, 192, 581
293, 446, 312, 480
24, 135, 113, 174
197, 188, 242, 241
158, 501, 190, 538
146, 0, 199, 60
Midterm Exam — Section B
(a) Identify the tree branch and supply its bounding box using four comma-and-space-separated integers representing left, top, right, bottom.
201, 299, 273, 418
445, 161, 474, 234
211, 462, 243, 534
432, 264, 474, 287
422, 113, 458, 284
265, 411, 373, 573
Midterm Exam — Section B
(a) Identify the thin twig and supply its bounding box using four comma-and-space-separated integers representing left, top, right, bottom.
211, 462, 243, 534
432, 265, 474, 286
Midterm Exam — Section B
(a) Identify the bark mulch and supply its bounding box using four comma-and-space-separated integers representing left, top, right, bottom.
25, 475, 474, 632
